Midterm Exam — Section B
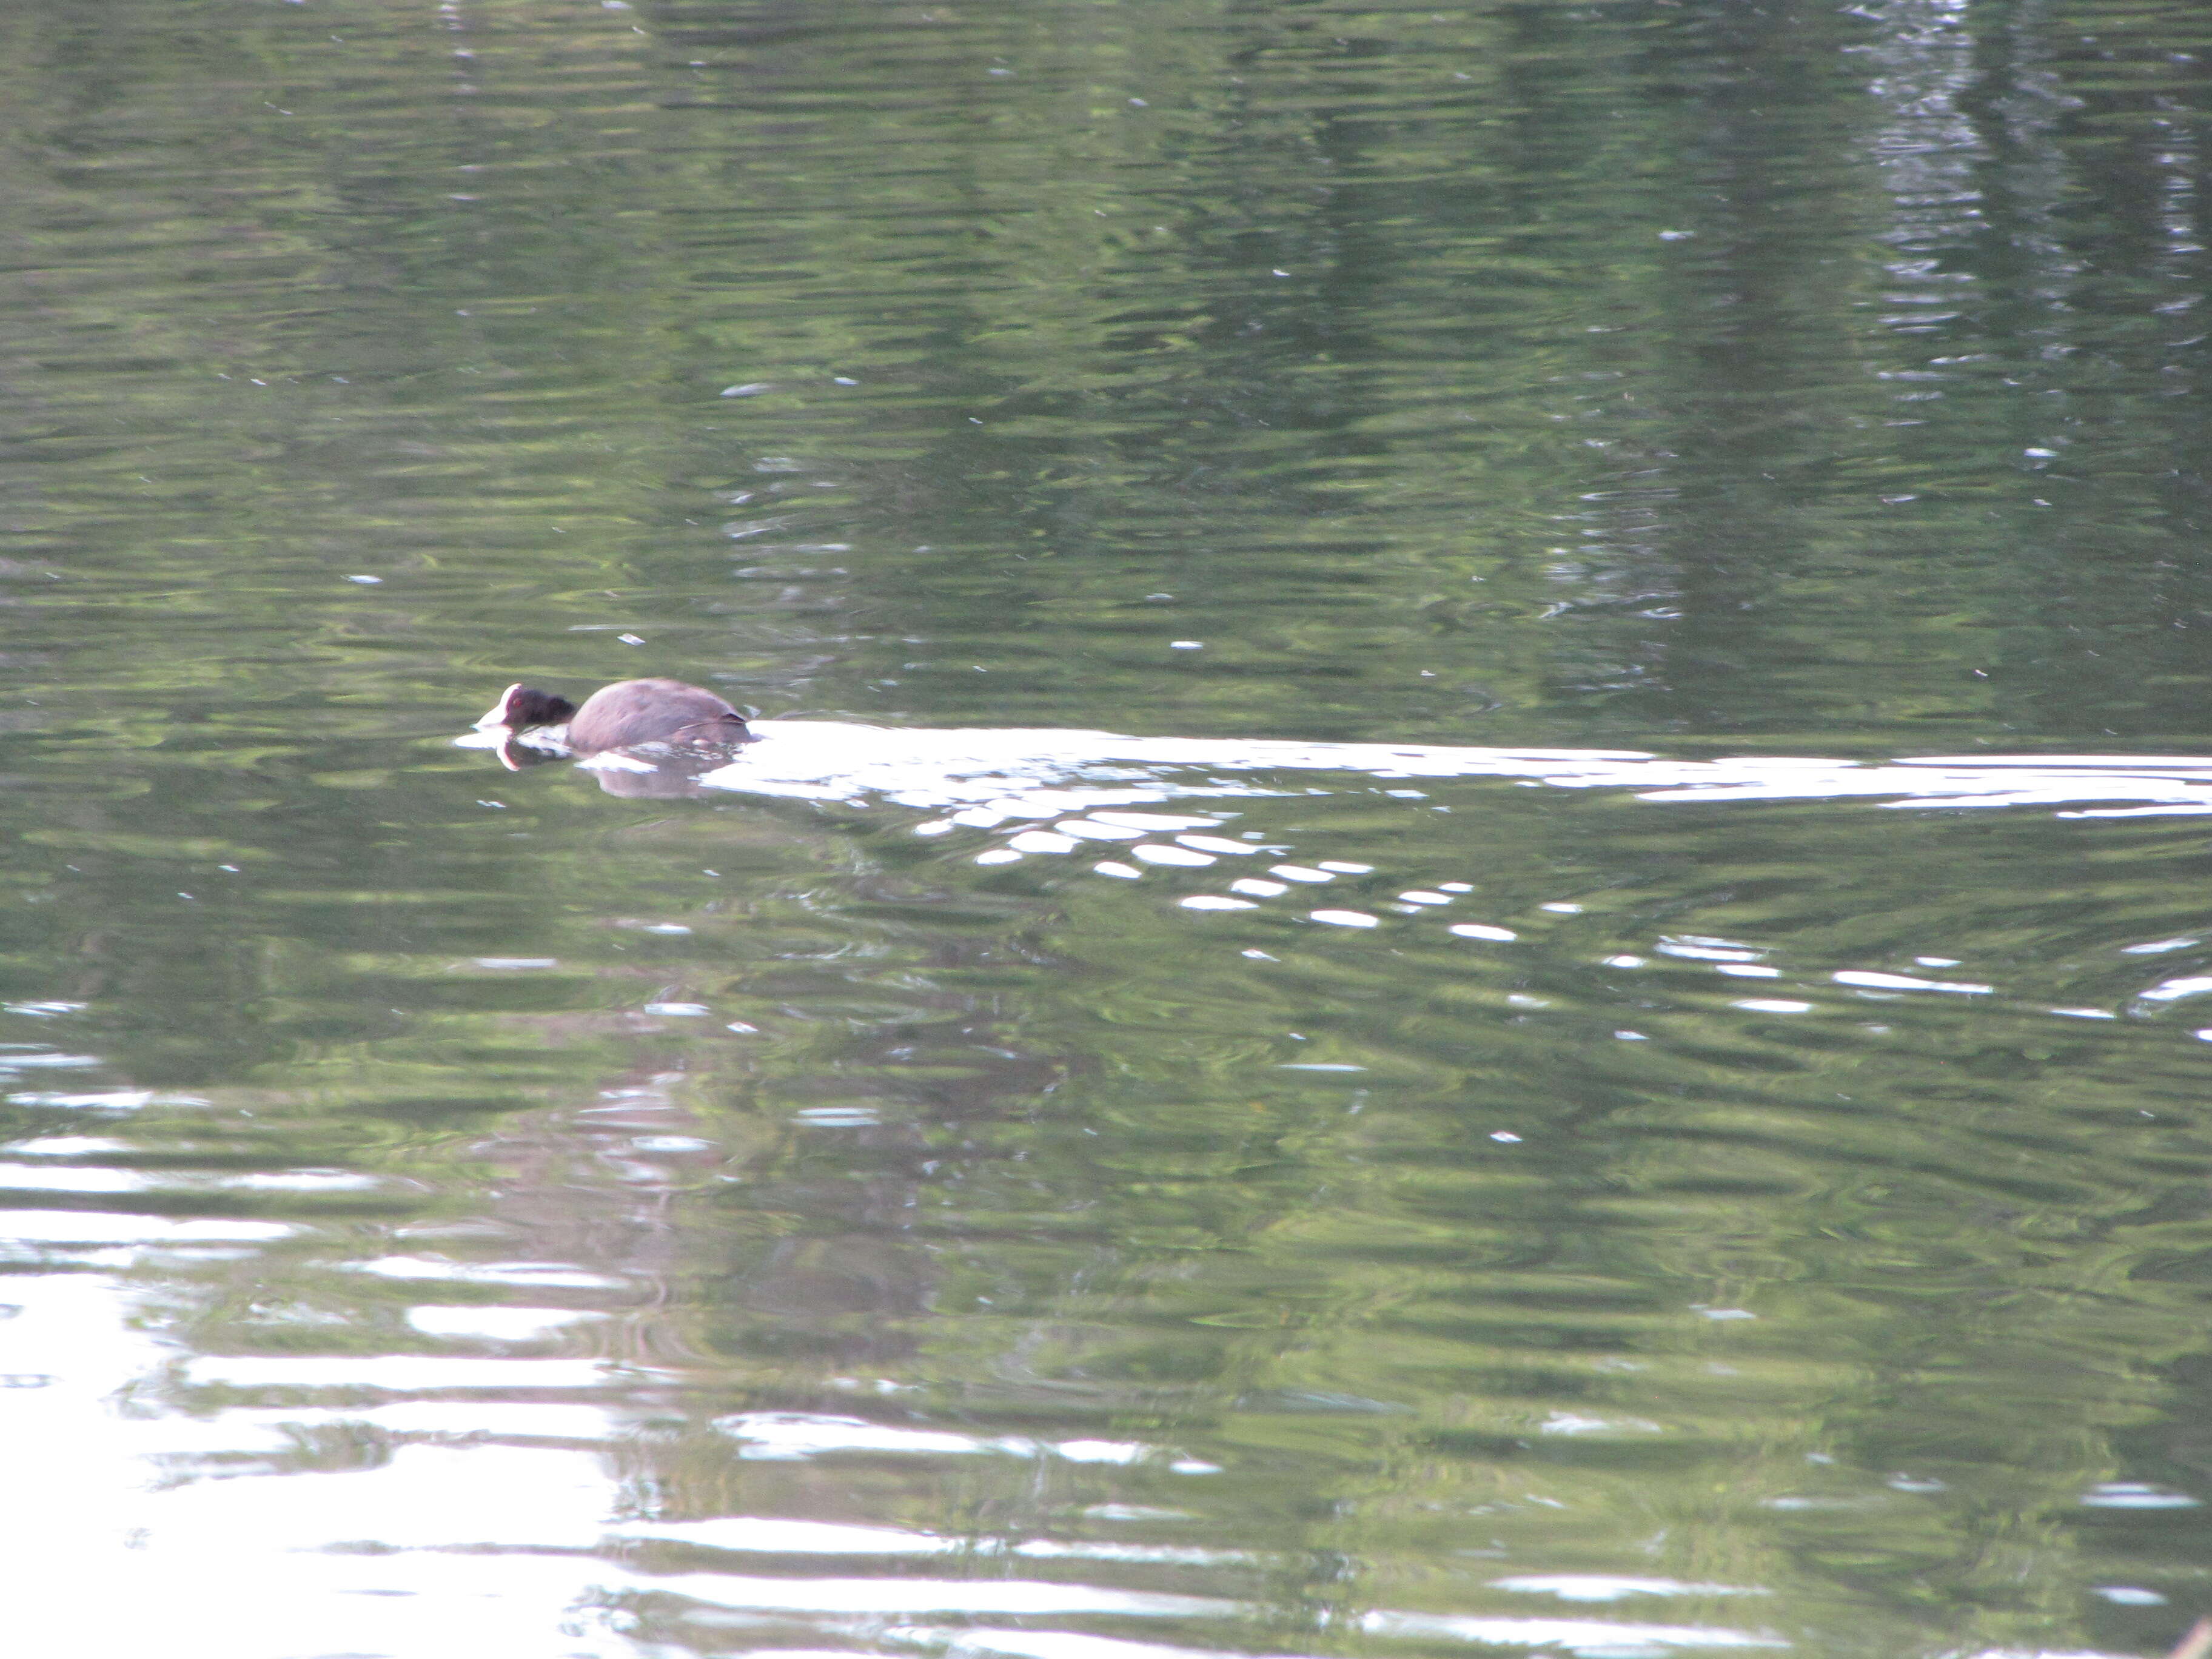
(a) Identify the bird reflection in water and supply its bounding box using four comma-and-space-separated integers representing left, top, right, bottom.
492, 735, 745, 799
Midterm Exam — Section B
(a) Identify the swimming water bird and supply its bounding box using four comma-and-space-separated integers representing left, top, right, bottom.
474, 678, 753, 755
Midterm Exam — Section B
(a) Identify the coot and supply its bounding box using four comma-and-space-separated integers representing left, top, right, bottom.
474, 679, 752, 754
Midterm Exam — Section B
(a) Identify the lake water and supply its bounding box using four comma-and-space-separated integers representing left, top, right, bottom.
5, 1, 2212, 1655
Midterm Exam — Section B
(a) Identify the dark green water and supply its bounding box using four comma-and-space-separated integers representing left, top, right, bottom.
5, 1, 2212, 1654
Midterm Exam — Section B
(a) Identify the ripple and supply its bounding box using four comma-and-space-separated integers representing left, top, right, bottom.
0, 1212, 298, 1245
347, 1258, 631, 1290
404, 1307, 609, 1341
181, 1356, 613, 1392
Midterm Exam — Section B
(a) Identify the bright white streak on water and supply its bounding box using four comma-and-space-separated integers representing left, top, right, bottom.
680, 727, 2212, 817
455, 723, 2212, 819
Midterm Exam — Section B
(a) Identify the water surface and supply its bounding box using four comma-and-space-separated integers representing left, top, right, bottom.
5, 1, 2212, 1655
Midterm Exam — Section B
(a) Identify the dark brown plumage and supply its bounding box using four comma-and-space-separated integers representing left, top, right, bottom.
475, 678, 752, 754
